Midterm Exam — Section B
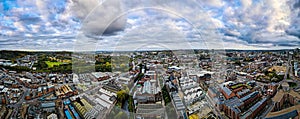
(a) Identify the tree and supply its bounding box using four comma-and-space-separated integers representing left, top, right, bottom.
162, 85, 171, 105
128, 96, 135, 112
264, 70, 270, 75
120, 63, 126, 68
105, 62, 111, 69
116, 90, 128, 107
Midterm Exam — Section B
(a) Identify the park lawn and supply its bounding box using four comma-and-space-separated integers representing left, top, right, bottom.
288, 82, 297, 88
45, 61, 65, 68
231, 84, 244, 89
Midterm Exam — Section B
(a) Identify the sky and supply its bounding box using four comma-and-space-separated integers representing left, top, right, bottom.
0, 0, 299, 51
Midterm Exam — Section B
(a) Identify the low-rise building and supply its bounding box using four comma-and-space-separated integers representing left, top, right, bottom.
47, 113, 58, 119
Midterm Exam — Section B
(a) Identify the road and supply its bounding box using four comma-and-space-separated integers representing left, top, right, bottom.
205, 94, 223, 119
11, 89, 28, 114
129, 81, 137, 95
283, 54, 300, 90
284, 53, 292, 81
156, 66, 168, 119
2, 71, 29, 118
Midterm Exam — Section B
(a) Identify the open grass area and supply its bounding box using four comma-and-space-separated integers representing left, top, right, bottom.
231, 84, 244, 89
231, 83, 252, 89
288, 82, 297, 88
45, 61, 65, 68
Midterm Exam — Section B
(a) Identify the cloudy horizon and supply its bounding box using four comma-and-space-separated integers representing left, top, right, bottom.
0, 0, 299, 51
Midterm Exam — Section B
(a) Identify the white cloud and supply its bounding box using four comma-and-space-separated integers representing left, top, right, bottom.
240, 0, 252, 9
13, 21, 25, 32
0, 0, 299, 51
93, 7, 224, 51
198, 0, 223, 7
213, 0, 299, 48
264, 0, 291, 33
71, 0, 126, 35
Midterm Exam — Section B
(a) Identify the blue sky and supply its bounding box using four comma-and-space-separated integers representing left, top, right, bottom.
0, 0, 299, 51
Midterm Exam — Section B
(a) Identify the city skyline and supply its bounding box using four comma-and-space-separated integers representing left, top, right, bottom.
1, 1, 300, 118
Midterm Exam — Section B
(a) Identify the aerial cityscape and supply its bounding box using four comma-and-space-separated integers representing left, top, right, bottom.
0, 49, 300, 119
1, 0, 300, 119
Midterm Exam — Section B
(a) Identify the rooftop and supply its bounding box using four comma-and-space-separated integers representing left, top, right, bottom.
224, 97, 243, 113
41, 102, 55, 108
208, 87, 219, 95
136, 104, 165, 116
272, 90, 300, 103
266, 105, 300, 119
272, 90, 285, 102
220, 84, 233, 96
240, 91, 259, 102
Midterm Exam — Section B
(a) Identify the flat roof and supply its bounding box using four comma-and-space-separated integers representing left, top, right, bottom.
1, 88, 8, 93
98, 94, 113, 104
136, 104, 164, 115
272, 90, 285, 102
250, 97, 267, 111
168, 66, 181, 70
240, 91, 258, 102
266, 105, 300, 119
137, 104, 163, 109
95, 98, 110, 108
289, 90, 300, 99
220, 84, 233, 96
118, 77, 130, 81
273, 90, 300, 103
224, 97, 243, 109
41, 102, 55, 108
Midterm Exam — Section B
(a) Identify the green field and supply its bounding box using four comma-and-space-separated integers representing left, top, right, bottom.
45, 61, 65, 68
288, 82, 297, 88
